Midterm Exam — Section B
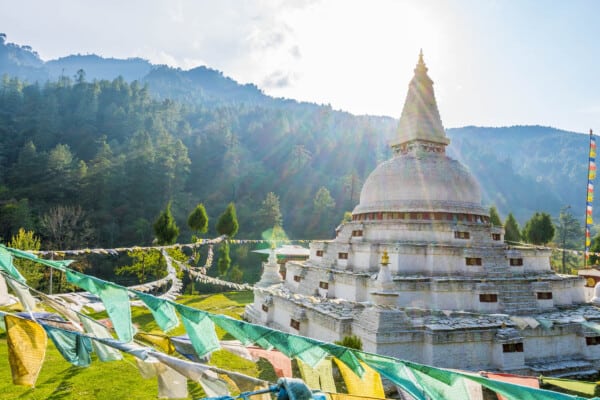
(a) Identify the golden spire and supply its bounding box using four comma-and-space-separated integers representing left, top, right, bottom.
391, 50, 449, 151
415, 48, 428, 74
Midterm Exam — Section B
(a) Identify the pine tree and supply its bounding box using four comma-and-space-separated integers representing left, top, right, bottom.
589, 233, 600, 265
523, 212, 555, 245
153, 202, 179, 245
229, 264, 244, 283
217, 241, 231, 277
258, 192, 283, 230
187, 203, 209, 235
216, 202, 239, 237
489, 206, 502, 226
504, 213, 522, 243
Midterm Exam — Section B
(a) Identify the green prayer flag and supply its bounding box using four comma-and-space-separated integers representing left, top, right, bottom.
409, 366, 472, 400
175, 305, 219, 358
208, 314, 274, 349
209, 314, 364, 376
66, 270, 133, 342
404, 361, 584, 400
43, 325, 93, 367
0, 248, 26, 283
3, 245, 73, 271
536, 318, 554, 329
355, 353, 427, 400
134, 291, 179, 333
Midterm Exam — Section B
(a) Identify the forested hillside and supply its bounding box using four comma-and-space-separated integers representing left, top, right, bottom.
0, 74, 393, 249
0, 34, 594, 252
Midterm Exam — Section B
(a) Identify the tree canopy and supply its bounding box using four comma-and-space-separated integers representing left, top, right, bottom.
523, 212, 555, 245
489, 206, 502, 226
153, 202, 179, 245
216, 203, 239, 238
504, 213, 522, 243
187, 203, 209, 235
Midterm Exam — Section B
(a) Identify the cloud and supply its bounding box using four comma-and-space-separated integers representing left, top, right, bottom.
262, 70, 295, 88
290, 45, 301, 59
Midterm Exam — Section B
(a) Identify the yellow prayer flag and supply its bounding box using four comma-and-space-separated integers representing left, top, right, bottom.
588, 215, 594, 225
588, 193, 595, 202
135, 332, 176, 355
297, 358, 337, 392
5, 315, 47, 386
333, 359, 385, 398
541, 376, 598, 396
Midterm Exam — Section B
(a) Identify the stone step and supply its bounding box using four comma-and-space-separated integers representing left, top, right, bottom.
528, 359, 595, 378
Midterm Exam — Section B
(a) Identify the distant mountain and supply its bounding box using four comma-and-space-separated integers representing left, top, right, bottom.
0, 34, 593, 231
0, 33, 47, 82
447, 126, 589, 223
46, 54, 152, 82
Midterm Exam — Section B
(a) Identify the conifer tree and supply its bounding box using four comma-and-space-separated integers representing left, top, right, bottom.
217, 241, 231, 277
504, 213, 522, 243
188, 203, 209, 235
489, 206, 502, 226
216, 202, 239, 237
153, 202, 179, 245
589, 233, 600, 265
523, 212, 555, 245
257, 192, 283, 230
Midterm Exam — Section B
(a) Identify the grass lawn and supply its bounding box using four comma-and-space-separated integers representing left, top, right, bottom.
0, 291, 275, 400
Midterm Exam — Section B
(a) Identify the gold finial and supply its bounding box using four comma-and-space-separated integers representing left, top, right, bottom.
415, 49, 428, 74
381, 250, 389, 266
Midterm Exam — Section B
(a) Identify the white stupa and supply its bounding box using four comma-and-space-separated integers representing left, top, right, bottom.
246, 52, 600, 377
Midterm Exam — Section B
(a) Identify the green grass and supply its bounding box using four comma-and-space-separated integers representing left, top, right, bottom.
0, 291, 273, 400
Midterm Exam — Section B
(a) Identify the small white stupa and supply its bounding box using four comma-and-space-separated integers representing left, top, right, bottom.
255, 246, 284, 288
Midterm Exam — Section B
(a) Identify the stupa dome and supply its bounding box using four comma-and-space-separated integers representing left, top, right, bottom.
352, 51, 485, 217
353, 152, 484, 215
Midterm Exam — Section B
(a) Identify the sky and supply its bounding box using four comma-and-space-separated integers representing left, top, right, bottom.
1, 0, 599, 133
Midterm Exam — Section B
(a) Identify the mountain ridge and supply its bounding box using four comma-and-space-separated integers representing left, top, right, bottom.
0, 34, 593, 244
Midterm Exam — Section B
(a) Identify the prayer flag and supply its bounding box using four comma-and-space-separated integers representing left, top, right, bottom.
333, 358, 385, 398
540, 376, 599, 397
65, 270, 133, 342
43, 325, 93, 367
0, 248, 26, 283
150, 351, 230, 397
79, 314, 122, 361
297, 358, 337, 392
175, 304, 220, 358
134, 290, 179, 333
5, 315, 47, 386
135, 332, 176, 355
